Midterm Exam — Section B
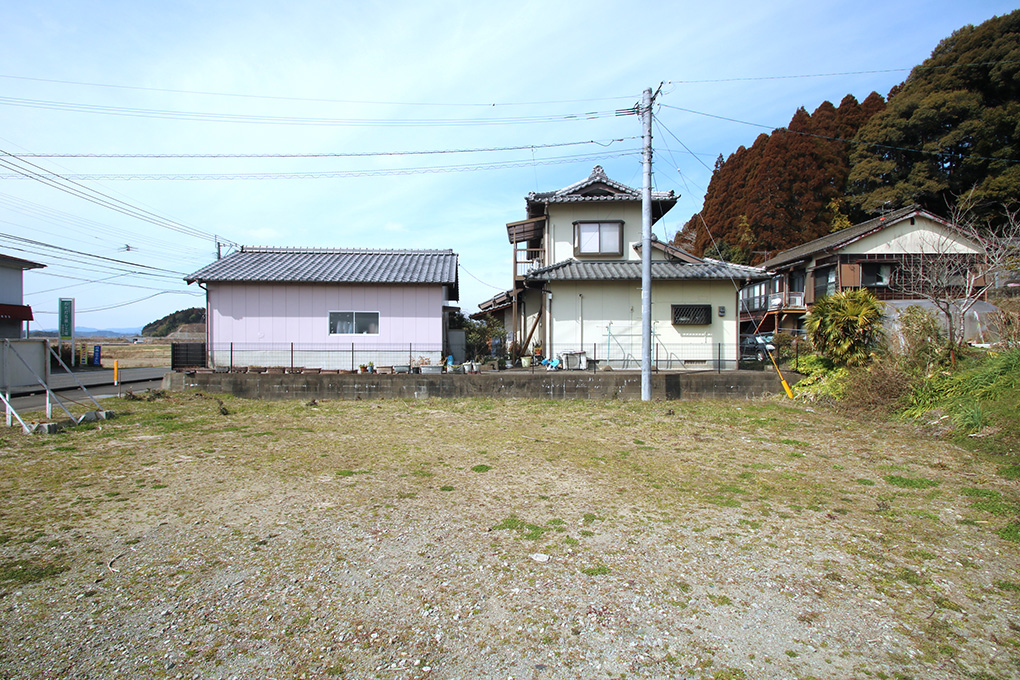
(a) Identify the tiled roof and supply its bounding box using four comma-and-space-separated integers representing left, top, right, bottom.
185, 247, 459, 298
762, 206, 944, 269
525, 259, 769, 283
525, 166, 677, 221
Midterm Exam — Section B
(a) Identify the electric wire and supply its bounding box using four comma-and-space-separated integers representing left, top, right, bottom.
12, 138, 635, 159
458, 264, 506, 292
659, 104, 1020, 165
0, 149, 641, 181
0, 232, 186, 275
0, 198, 212, 264
0, 73, 638, 107
0, 151, 233, 243
0, 95, 631, 127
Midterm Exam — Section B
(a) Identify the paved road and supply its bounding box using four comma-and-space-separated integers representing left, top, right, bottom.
4, 367, 171, 414
8, 366, 170, 395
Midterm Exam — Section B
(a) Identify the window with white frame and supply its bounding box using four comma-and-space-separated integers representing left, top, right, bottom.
573, 221, 623, 256
329, 311, 380, 335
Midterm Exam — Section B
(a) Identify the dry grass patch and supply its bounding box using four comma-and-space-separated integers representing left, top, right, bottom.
0, 394, 1017, 679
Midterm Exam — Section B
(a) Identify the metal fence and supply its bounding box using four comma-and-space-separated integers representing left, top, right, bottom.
546, 335, 739, 371
205, 342, 444, 371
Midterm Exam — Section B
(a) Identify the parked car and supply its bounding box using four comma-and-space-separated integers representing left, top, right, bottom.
739, 334, 775, 362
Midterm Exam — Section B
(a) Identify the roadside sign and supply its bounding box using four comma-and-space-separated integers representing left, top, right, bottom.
59, 298, 74, 340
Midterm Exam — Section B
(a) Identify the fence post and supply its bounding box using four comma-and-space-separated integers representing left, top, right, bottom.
351, 342, 355, 372
230, 343, 234, 371
409, 343, 413, 366
717, 342, 722, 373
290, 343, 294, 371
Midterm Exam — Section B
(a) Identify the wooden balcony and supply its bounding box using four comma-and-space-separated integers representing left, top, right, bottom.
514, 244, 545, 280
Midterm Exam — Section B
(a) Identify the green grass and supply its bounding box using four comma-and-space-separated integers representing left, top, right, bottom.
581, 565, 610, 576
960, 488, 1000, 499
490, 515, 550, 540
999, 464, 1020, 480
969, 499, 1018, 517
470, 464, 491, 473
884, 475, 938, 489
996, 522, 1020, 543
0, 558, 68, 585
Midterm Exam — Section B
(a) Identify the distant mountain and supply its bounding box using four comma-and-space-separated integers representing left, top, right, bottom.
142, 308, 205, 337
30, 327, 142, 338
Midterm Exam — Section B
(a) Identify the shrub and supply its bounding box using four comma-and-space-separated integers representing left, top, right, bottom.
838, 359, 913, 414
806, 290, 885, 367
893, 305, 949, 374
990, 300, 1020, 349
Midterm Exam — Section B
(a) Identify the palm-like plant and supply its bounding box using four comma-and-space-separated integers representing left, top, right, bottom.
806, 289, 885, 367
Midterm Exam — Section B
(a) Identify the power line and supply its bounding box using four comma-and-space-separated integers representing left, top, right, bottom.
0, 95, 628, 127
0, 149, 641, 181
458, 264, 505, 292
0, 72, 637, 108
12, 138, 634, 159
654, 116, 715, 174
659, 104, 1020, 165
0, 150, 233, 242
0, 195, 212, 263
0, 232, 186, 276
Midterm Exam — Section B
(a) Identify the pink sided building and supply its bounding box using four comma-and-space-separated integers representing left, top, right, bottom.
185, 247, 459, 371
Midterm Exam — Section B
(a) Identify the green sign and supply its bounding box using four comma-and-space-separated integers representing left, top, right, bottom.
59, 298, 74, 340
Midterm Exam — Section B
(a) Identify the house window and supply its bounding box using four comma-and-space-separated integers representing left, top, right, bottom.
329, 311, 379, 335
861, 263, 893, 287
671, 304, 712, 325
574, 221, 623, 256
790, 270, 805, 293
813, 266, 836, 299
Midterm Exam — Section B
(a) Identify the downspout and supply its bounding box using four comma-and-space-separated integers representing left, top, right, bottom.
198, 282, 210, 368
578, 293, 583, 350
546, 290, 553, 359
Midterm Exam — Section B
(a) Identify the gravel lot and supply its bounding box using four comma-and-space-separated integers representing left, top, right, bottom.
1, 393, 1017, 679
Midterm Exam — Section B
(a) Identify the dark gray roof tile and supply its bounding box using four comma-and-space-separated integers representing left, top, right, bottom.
185, 247, 459, 298
762, 206, 943, 269
525, 259, 768, 282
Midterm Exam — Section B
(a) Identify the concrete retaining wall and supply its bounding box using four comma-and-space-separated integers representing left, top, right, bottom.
163, 369, 796, 401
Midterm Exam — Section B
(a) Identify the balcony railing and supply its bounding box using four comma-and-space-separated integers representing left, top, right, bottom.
514, 245, 545, 279
769, 291, 805, 310
741, 290, 807, 314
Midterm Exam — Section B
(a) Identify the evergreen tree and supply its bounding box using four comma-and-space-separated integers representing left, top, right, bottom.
847, 10, 1020, 219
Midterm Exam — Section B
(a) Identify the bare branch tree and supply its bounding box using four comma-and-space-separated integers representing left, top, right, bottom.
889, 203, 1020, 361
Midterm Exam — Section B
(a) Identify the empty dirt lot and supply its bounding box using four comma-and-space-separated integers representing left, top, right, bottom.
1, 394, 1017, 679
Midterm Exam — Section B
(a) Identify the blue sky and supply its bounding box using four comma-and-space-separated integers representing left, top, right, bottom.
1, 0, 1015, 330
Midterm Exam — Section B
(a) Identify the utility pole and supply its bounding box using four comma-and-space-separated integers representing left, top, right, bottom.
640, 87, 654, 401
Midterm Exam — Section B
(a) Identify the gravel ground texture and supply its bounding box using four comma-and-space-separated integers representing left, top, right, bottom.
0, 393, 1018, 680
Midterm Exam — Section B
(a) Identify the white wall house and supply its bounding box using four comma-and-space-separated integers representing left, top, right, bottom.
185, 248, 459, 370
479, 166, 768, 369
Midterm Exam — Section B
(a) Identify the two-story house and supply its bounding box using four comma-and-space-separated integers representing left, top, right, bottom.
479, 166, 768, 369
740, 205, 988, 336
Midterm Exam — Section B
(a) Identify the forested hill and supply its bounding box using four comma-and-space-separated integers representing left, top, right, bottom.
142, 307, 206, 337
674, 9, 1020, 264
